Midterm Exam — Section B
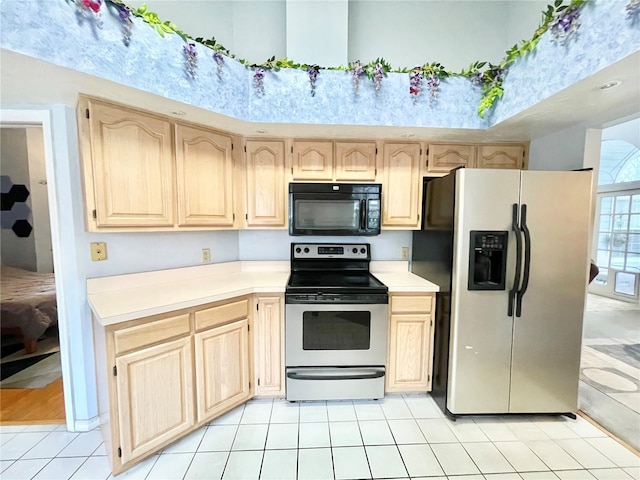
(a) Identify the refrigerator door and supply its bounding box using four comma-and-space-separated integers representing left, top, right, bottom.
509, 170, 593, 413
448, 169, 521, 414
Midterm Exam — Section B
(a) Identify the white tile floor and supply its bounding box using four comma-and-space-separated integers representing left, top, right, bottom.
1, 395, 638, 480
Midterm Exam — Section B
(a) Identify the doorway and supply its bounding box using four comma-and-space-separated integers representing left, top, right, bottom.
0, 110, 74, 430
579, 120, 640, 452
0, 126, 64, 424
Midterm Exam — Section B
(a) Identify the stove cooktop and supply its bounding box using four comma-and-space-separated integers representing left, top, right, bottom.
286, 271, 386, 293
285, 243, 388, 302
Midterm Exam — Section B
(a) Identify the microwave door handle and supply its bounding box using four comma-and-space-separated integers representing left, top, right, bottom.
360, 200, 366, 229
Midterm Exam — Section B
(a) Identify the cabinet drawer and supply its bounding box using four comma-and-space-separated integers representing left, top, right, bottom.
195, 298, 250, 331
114, 313, 191, 355
390, 295, 433, 314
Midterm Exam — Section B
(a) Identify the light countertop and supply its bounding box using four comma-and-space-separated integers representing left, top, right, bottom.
88, 261, 439, 326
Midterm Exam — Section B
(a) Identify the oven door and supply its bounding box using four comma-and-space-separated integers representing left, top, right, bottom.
285, 303, 388, 367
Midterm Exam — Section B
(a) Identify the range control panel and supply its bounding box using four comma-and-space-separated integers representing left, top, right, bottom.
291, 243, 370, 260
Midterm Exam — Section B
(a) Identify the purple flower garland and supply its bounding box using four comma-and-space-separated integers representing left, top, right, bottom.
307, 65, 320, 97
409, 67, 422, 101
183, 42, 198, 78
213, 52, 224, 77
549, 5, 582, 44
254, 68, 266, 94
351, 60, 363, 94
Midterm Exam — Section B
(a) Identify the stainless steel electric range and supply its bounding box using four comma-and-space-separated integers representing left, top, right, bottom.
285, 243, 389, 401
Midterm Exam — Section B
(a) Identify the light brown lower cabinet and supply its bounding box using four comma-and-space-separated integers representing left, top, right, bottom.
194, 318, 251, 422
94, 294, 280, 475
93, 289, 436, 475
115, 335, 194, 465
253, 295, 285, 397
386, 293, 436, 393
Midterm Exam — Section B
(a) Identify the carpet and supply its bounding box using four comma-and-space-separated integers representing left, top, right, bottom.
0, 329, 61, 389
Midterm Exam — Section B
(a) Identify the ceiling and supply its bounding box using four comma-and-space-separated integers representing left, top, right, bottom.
1, 48, 639, 142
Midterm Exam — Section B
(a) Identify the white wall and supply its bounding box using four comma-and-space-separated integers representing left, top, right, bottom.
82, 231, 239, 278
125, 0, 286, 65
0, 128, 37, 271
349, 1, 523, 72
239, 230, 412, 260
528, 124, 589, 171
287, 0, 349, 66
125, 0, 546, 71
602, 117, 640, 148
26, 127, 54, 273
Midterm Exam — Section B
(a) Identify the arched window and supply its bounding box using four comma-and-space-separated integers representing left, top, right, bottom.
598, 140, 640, 186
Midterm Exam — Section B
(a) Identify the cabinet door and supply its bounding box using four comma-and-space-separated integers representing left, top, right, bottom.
477, 145, 526, 169
291, 141, 333, 180
175, 124, 234, 227
254, 296, 284, 396
335, 142, 377, 181
386, 294, 435, 393
245, 140, 286, 227
427, 144, 475, 174
382, 143, 421, 228
88, 100, 174, 227
386, 315, 432, 392
115, 337, 194, 465
194, 318, 251, 423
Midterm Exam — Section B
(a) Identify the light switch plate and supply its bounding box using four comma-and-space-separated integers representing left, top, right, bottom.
401, 247, 409, 260
91, 242, 107, 261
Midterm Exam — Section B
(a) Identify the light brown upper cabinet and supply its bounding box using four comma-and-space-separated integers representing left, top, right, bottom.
426, 143, 475, 175
335, 141, 378, 181
291, 141, 334, 181
381, 142, 422, 229
290, 140, 378, 182
175, 124, 235, 227
477, 144, 527, 169
244, 140, 287, 228
82, 98, 175, 228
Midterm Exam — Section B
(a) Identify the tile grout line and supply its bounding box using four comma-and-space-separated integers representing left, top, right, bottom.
216, 403, 245, 480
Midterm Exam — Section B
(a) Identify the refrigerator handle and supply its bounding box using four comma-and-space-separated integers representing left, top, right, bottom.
508, 203, 522, 317
516, 204, 531, 317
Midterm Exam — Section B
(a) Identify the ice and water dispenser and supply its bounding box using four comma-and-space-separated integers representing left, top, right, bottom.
468, 231, 508, 290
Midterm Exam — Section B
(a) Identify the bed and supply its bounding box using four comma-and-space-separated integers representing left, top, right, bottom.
1, 266, 58, 354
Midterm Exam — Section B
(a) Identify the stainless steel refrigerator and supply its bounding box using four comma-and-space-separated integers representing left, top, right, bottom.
412, 168, 593, 417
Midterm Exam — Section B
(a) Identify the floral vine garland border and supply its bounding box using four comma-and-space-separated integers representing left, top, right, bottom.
68, 0, 635, 118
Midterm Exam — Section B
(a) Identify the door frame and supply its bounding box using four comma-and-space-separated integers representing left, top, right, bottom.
0, 109, 75, 429
590, 183, 640, 302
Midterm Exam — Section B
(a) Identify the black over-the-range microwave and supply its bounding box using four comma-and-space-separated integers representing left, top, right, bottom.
289, 183, 382, 236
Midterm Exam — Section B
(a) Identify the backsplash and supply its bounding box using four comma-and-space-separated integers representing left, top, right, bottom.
238, 230, 412, 261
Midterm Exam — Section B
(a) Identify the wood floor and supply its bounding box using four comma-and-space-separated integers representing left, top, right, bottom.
0, 377, 65, 424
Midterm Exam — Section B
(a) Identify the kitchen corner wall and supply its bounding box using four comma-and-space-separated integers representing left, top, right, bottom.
35, 106, 242, 428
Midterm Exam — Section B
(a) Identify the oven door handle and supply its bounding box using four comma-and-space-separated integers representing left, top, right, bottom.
287, 370, 385, 381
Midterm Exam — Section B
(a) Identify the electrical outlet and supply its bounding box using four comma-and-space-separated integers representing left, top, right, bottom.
202, 248, 211, 263
90, 242, 107, 261
401, 246, 409, 260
